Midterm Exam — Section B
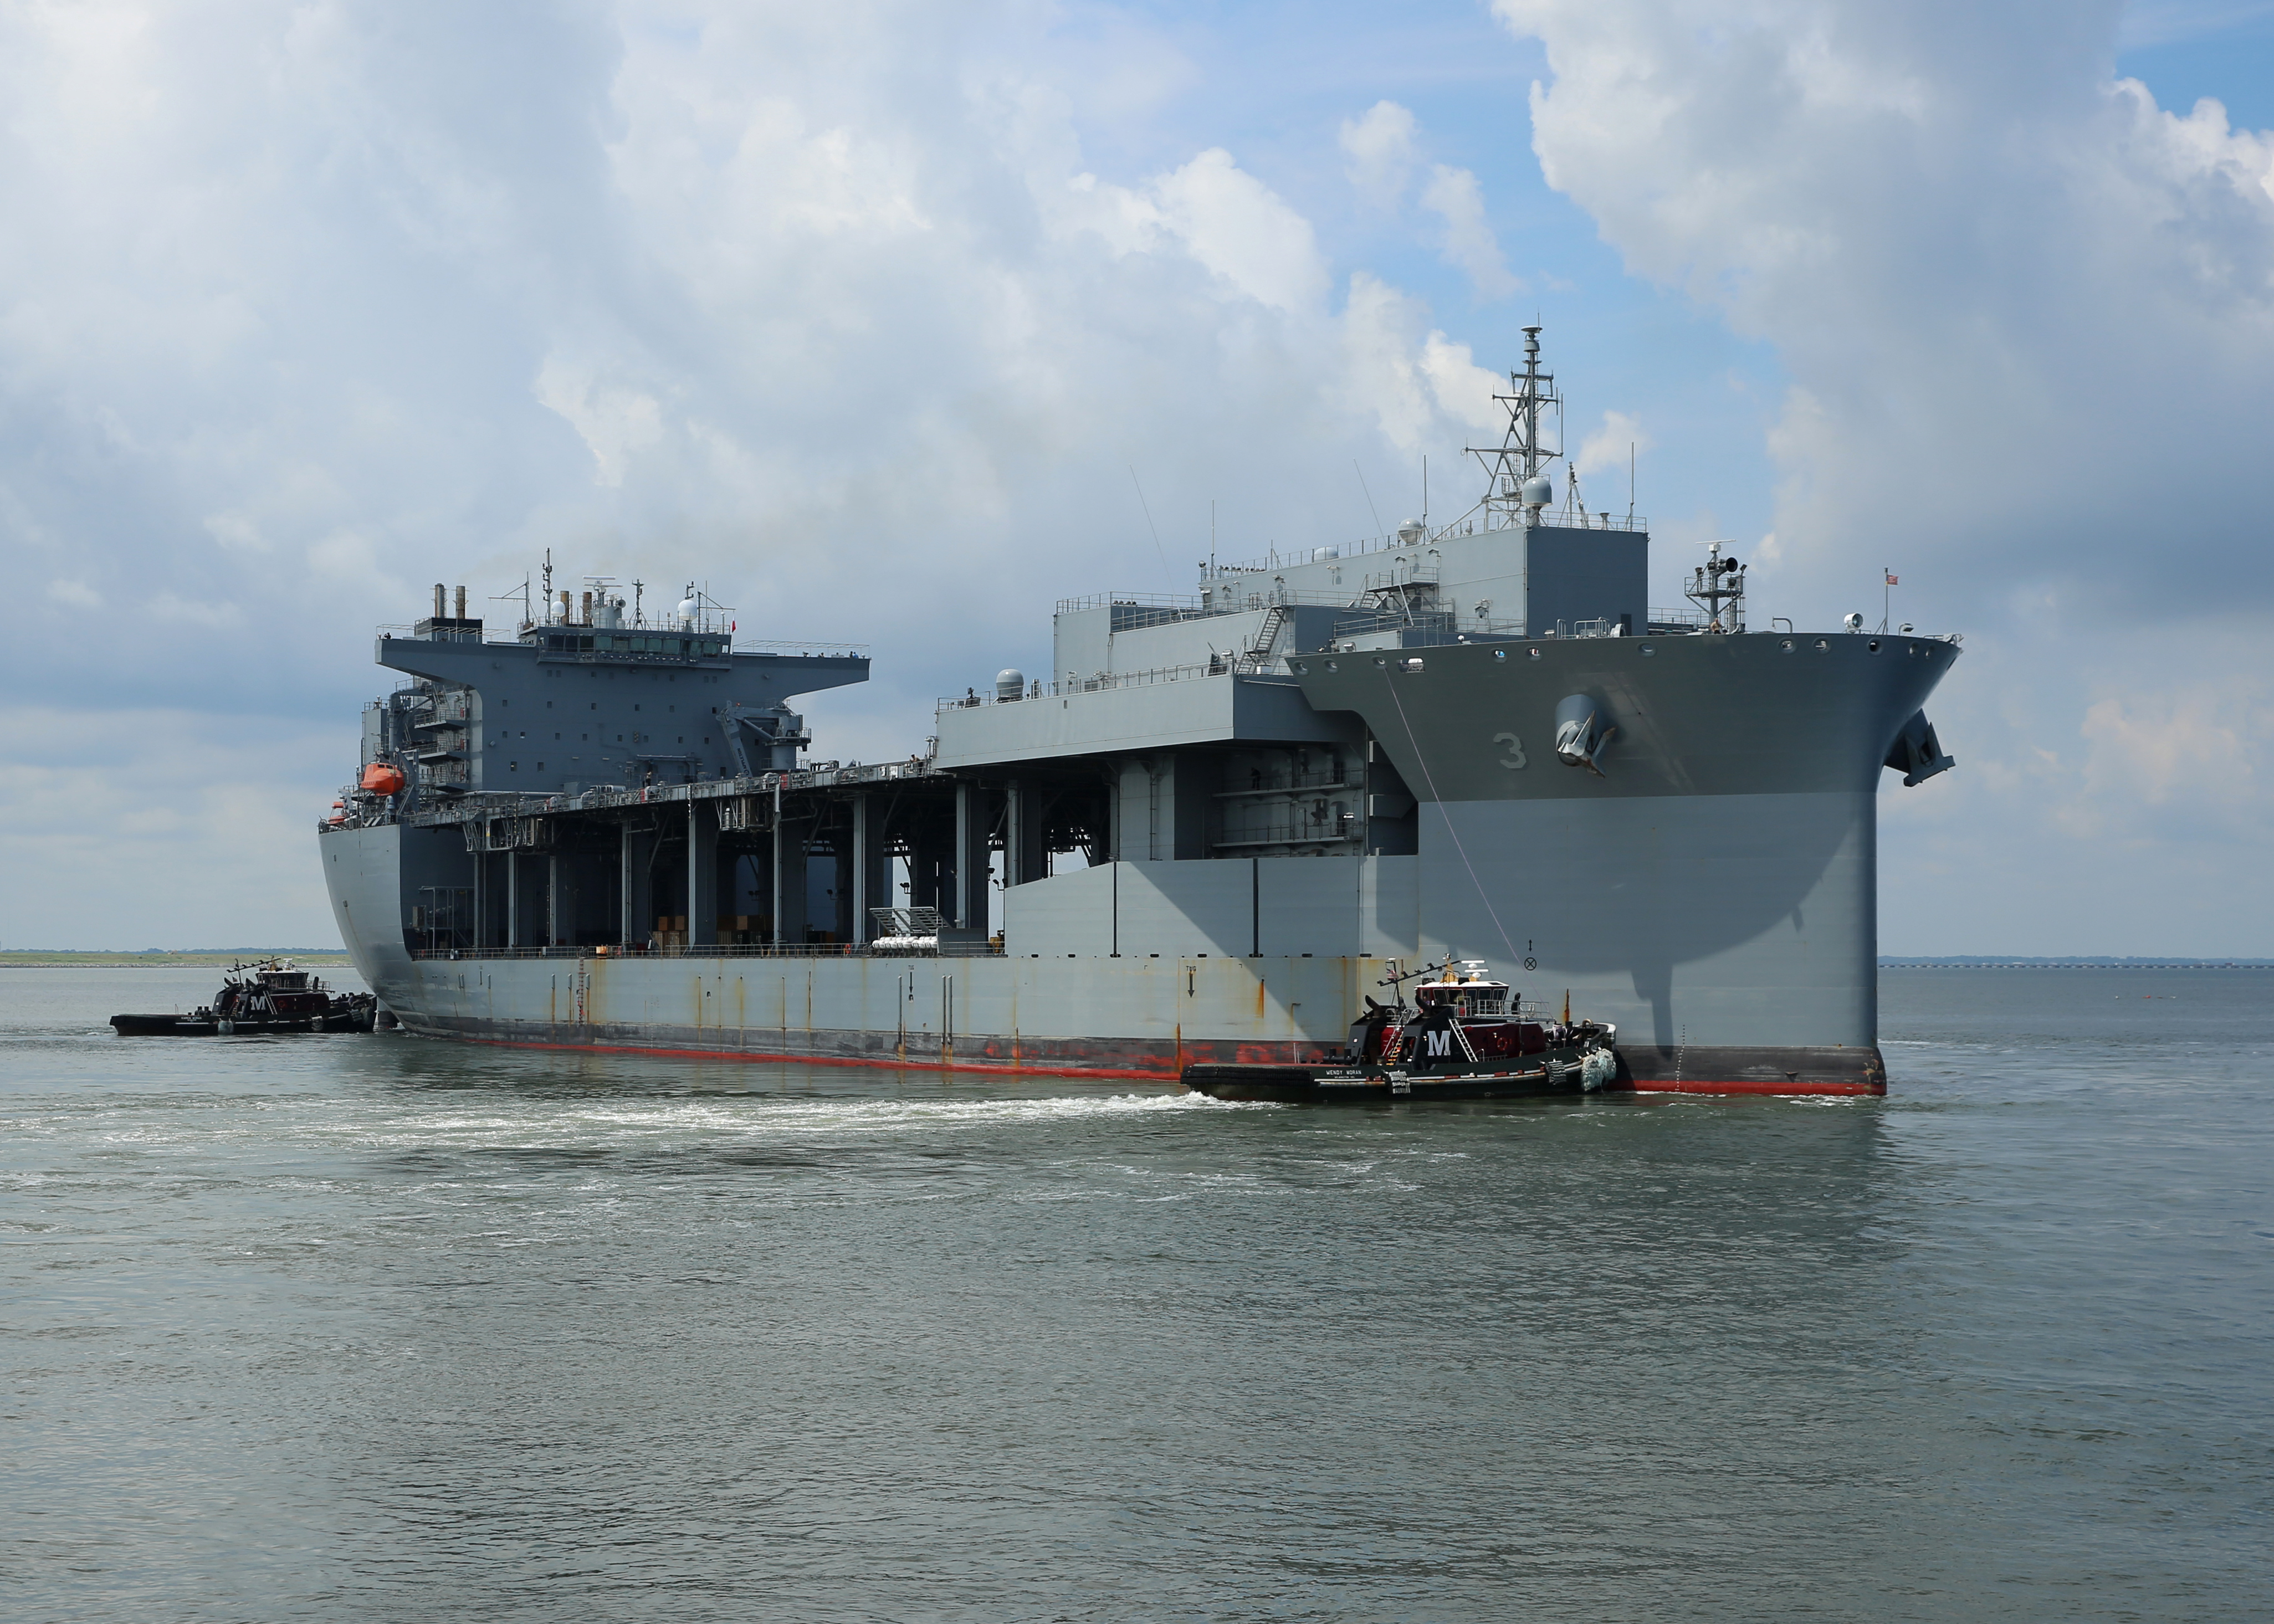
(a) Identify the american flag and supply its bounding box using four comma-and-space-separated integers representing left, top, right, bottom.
1885, 572, 1898, 586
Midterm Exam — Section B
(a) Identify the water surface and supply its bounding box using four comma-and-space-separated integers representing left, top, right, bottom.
5, 967, 2267, 1620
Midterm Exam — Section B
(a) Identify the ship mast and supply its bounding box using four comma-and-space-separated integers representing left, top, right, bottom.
1684, 539, 1747, 633
1464, 325, 1563, 531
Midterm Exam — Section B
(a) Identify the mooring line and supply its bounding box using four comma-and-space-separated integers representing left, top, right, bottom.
1382, 674, 1520, 967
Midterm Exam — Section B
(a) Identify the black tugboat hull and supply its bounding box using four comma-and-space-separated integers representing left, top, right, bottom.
109, 1008, 377, 1037
1182, 1048, 1612, 1104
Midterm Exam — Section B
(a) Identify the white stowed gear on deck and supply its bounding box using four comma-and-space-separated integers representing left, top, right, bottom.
1581, 1044, 1619, 1092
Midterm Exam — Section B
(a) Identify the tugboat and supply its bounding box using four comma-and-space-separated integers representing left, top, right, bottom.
1180, 961, 1618, 1103
110, 960, 378, 1037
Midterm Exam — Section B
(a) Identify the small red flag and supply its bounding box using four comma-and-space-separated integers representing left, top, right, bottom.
1885, 573, 1898, 586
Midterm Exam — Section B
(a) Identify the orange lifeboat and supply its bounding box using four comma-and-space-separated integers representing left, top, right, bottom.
360, 762, 407, 796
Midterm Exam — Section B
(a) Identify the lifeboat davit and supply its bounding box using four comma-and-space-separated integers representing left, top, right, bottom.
360, 762, 407, 796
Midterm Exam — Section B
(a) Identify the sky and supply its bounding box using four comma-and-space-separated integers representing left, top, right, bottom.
2, 0, 2271, 953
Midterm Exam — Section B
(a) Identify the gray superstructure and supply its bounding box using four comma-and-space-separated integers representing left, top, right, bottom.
320, 332, 1956, 1093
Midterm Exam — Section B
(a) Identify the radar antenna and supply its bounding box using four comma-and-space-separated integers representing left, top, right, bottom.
1463, 325, 1564, 531
1685, 540, 1747, 634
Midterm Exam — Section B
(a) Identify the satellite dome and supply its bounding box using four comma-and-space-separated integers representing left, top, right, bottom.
1396, 519, 1425, 544
995, 668, 1026, 702
1520, 474, 1553, 506
676, 595, 700, 627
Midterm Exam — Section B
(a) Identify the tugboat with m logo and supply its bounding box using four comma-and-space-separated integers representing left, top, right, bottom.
1181, 960, 1617, 1103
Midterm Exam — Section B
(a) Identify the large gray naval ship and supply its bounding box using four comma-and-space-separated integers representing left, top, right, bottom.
320, 331, 1958, 1094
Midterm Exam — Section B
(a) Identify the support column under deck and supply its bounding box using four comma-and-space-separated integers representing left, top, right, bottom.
851, 795, 889, 945
546, 854, 567, 947
1004, 780, 1044, 888
688, 800, 718, 946
827, 830, 853, 942
851, 795, 870, 944
621, 824, 654, 947
953, 780, 993, 933
772, 813, 808, 945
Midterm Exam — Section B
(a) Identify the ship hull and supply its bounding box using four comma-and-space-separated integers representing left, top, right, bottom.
333, 996, 1884, 1095
319, 628, 1949, 1100
320, 822, 1883, 1094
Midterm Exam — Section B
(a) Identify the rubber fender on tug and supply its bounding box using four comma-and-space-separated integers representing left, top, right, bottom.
1581, 1047, 1618, 1092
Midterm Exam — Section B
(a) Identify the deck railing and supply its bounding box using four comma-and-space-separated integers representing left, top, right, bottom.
409, 941, 1010, 962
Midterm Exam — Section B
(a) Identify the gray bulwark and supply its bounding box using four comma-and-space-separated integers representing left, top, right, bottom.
1288, 633, 1956, 803
376, 625, 867, 797
933, 673, 1344, 770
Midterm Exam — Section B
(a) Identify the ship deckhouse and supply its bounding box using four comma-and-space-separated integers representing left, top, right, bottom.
370, 572, 867, 799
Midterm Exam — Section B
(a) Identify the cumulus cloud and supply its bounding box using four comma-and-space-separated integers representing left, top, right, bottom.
1497, 0, 2274, 947
534, 359, 667, 489
0, 1, 1508, 944
1419, 164, 1522, 300
0, 705, 347, 948
1340, 100, 1420, 207
1341, 101, 1520, 300
1337, 274, 1509, 455
1144, 148, 1331, 314
1497, 0, 2274, 611
1573, 408, 1649, 476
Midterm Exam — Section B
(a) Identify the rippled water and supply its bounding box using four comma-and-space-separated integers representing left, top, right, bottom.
5, 966, 2267, 1621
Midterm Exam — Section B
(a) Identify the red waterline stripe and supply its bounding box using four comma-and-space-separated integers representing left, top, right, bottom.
426, 1033, 1882, 1095
1631, 1078, 1884, 1097
454, 1032, 1183, 1082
